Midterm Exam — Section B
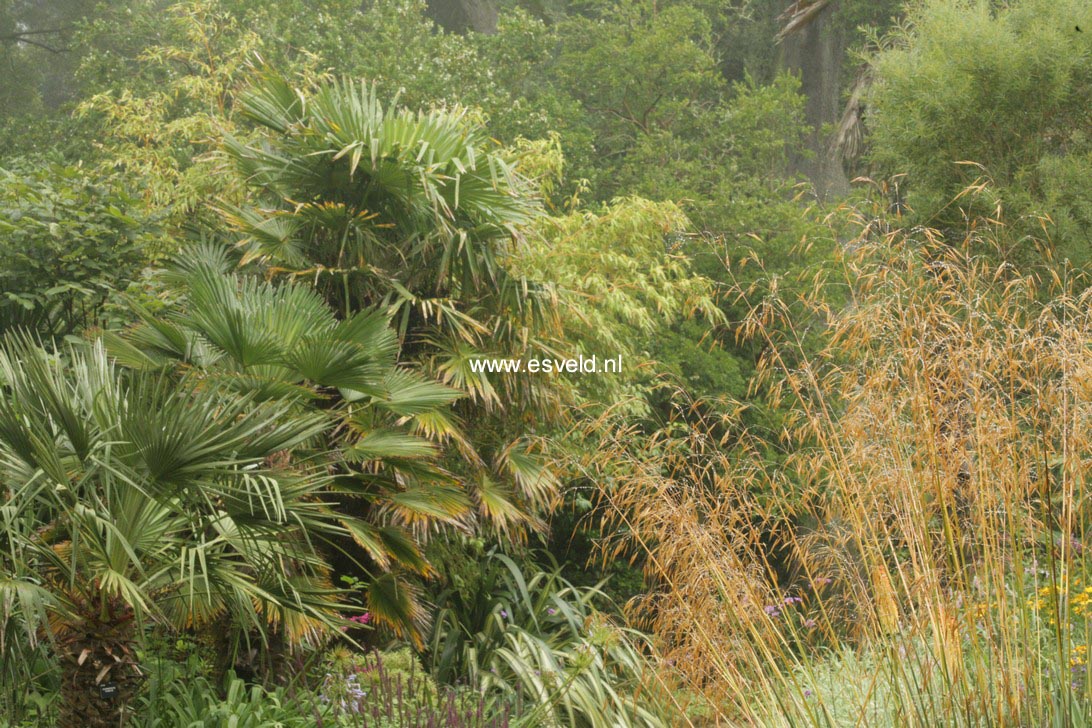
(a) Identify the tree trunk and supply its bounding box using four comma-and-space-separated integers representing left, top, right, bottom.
779, 2, 849, 200
425, 0, 498, 34
57, 613, 139, 728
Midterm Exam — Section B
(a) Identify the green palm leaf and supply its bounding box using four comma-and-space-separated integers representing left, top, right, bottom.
0, 334, 366, 715
365, 572, 428, 648
377, 369, 462, 416
349, 429, 438, 460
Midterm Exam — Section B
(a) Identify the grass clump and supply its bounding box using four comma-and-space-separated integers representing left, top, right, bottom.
591, 202, 1092, 726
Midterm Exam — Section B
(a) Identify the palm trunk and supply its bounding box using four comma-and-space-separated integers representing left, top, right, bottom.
57, 613, 139, 728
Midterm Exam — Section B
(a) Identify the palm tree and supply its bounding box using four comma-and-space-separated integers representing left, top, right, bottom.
218, 72, 563, 540
105, 244, 472, 641
0, 335, 351, 727
221, 71, 546, 334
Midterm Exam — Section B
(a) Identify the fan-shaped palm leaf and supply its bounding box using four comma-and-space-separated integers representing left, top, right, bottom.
0, 335, 357, 726
107, 249, 476, 641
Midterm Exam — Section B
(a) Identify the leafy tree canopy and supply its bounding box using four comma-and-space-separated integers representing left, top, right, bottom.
868, 0, 1092, 269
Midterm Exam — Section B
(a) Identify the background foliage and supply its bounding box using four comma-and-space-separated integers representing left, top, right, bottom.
4, 0, 1091, 725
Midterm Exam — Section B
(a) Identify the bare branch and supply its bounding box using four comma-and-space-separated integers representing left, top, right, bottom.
0, 27, 73, 53
0, 27, 71, 38
776, 0, 835, 42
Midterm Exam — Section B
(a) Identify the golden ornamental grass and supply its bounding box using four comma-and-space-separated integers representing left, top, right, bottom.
585, 201, 1092, 726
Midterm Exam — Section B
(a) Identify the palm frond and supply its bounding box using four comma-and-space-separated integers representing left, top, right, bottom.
349, 429, 438, 461
365, 572, 429, 648
377, 369, 462, 416
0, 334, 351, 654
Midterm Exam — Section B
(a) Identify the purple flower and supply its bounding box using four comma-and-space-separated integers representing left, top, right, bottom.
500, 609, 509, 619
784, 596, 803, 606
804, 689, 813, 698
804, 618, 817, 629
547, 608, 557, 616
764, 605, 781, 617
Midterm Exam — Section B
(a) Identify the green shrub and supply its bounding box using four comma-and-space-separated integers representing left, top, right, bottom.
428, 551, 669, 728
0, 162, 150, 338
868, 0, 1092, 270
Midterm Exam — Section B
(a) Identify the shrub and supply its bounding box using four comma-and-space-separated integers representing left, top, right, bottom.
0, 335, 355, 727
868, 0, 1092, 270
0, 162, 149, 338
428, 551, 670, 728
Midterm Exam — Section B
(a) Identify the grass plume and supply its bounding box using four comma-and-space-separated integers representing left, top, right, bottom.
587, 201, 1092, 726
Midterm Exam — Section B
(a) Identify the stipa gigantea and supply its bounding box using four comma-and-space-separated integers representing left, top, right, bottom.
582, 199, 1092, 726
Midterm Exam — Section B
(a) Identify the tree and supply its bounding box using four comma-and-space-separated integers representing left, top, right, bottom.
549, 1, 725, 200
868, 0, 1092, 269
426, 0, 499, 34
221, 72, 561, 537
221, 71, 542, 325
76, 0, 274, 216
106, 244, 471, 641
0, 0, 96, 109
0, 335, 351, 727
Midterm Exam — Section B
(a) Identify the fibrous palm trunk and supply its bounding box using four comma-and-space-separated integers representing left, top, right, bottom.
56, 609, 139, 728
